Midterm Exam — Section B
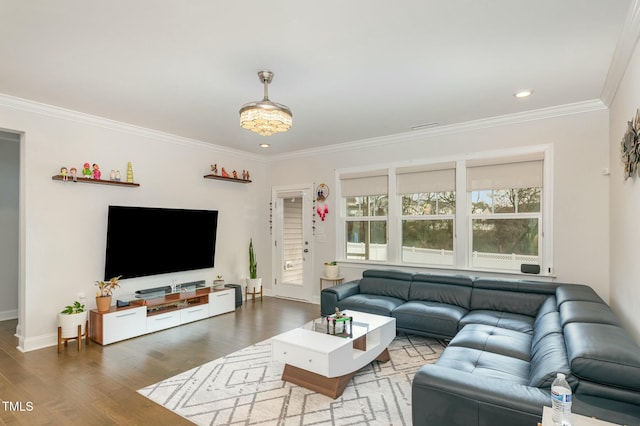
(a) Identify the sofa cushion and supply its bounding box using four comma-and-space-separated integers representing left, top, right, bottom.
528, 331, 571, 388
435, 346, 530, 384
559, 301, 620, 327
449, 324, 531, 361
409, 273, 473, 309
393, 300, 467, 339
531, 311, 562, 353
471, 278, 555, 317
459, 310, 535, 334
336, 294, 405, 317
359, 269, 412, 301
564, 322, 640, 392
555, 284, 605, 307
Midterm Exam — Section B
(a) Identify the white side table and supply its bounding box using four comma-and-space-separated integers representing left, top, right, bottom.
320, 276, 344, 293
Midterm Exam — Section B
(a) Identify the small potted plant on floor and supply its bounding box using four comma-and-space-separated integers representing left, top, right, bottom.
95, 275, 122, 312
246, 238, 261, 292
57, 301, 87, 338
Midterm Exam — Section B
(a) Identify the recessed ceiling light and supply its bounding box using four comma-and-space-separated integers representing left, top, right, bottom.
259, 143, 270, 148
514, 90, 533, 98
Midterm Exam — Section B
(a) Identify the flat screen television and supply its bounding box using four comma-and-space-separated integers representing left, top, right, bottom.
104, 206, 218, 280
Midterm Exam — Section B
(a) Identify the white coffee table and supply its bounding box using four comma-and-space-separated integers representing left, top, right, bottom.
271, 311, 396, 398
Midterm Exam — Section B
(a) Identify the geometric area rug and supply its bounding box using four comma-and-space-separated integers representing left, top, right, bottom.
138, 334, 446, 426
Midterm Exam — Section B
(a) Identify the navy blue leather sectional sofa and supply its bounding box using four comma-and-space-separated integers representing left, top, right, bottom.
320, 269, 640, 425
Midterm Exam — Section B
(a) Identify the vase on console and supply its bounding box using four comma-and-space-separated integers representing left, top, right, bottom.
94, 275, 121, 312
95, 296, 112, 312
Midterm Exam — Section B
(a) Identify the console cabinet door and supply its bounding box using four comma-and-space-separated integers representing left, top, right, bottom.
102, 307, 147, 344
180, 304, 210, 324
147, 310, 181, 333
210, 289, 235, 316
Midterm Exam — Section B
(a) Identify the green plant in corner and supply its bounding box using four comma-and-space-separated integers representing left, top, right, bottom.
60, 301, 85, 314
249, 238, 258, 279
324, 261, 337, 266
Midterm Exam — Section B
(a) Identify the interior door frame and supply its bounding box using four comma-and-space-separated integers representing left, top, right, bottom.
271, 183, 314, 301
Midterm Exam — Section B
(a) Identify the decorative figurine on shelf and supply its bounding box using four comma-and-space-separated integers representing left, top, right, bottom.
92, 163, 101, 180
82, 163, 92, 179
60, 167, 68, 181
211, 164, 218, 176
232, 170, 238, 179
221, 167, 230, 178
69, 167, 78, 182
246, 170, 250, 180
109, 169, 117, 181
115, 170, 121, 181
126, 162, 134, 183
242, 170, 247, 180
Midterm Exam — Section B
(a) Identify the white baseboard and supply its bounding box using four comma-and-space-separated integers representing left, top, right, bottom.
0, 309, 18, 321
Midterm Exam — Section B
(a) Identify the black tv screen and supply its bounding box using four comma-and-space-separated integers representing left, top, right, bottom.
104, 206, 218, 280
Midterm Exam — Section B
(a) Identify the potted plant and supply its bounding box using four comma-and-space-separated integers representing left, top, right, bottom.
95, 275, 122, 312
57, 301, 87, 338
324, 261, 339, 278
213, 275, 225, 289
246, 238, 261, 292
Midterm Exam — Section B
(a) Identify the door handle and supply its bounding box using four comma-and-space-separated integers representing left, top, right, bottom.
303, 249, 309, 253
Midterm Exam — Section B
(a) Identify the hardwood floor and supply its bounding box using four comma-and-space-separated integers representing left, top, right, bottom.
0, 297, 320, 425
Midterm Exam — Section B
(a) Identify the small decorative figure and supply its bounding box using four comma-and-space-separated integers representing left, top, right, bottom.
317, 204, 329, 221
221, 167, 230, 178
126, 162, 134, 183
211, 164, 218, 176
109, 170, 117, 181
242, 170, 247, 180
115, 170, 121, 181
69, 167, 78, 182
246, 170, 250, 180
92, 163, 101, 180
60, 167, 68, 181
82, 163, 92, 179
232, 170, 238, 179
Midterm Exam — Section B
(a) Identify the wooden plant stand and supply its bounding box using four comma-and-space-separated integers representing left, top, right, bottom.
58, 320, 89, 353
245, 285, 263, 302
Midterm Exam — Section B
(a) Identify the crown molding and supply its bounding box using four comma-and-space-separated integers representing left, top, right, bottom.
0, 93, 266, 162
601, 0, 640, 106
271, 99, 607, 161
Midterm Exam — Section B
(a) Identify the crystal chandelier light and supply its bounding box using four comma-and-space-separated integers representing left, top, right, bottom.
239, 70, 292, 136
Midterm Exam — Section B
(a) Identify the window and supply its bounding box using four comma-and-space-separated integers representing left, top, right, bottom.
467, 157, 543, 272
341, 172, 388, 261
397, 165, 456, 266
338, 150, 549, 274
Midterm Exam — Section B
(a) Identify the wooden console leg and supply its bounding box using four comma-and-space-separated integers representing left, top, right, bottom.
77, 324, 82, 351
57, 326, 62, 353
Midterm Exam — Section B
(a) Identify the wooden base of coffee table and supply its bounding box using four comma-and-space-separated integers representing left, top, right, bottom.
281, 348, 390, 399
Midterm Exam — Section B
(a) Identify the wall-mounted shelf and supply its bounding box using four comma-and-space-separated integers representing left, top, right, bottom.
203, 174, 251, 184
52, 175, 140, 187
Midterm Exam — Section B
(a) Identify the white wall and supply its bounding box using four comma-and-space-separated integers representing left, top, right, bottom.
0, 97, 268, 351
609, 38, 640, 344
0, 131, 19, 320
268, 107, 612, 307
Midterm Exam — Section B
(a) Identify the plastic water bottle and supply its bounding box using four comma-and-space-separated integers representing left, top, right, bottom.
551, 373, 572, 426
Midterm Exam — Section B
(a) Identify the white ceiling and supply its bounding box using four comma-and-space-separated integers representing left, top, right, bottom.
0, 1, 634, 155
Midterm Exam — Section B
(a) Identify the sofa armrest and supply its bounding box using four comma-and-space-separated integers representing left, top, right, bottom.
320, 280, 360, 316
412, 364, 549, 426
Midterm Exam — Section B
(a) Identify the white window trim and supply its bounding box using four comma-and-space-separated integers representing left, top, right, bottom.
335, 144, 554, 276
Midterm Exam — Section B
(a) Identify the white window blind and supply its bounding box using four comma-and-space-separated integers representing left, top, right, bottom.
340, 170, 388, 196
396, 163, 456, 194
467, 157, 543, 191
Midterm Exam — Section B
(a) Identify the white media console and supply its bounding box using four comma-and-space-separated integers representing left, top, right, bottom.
89, 286, 235, 345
